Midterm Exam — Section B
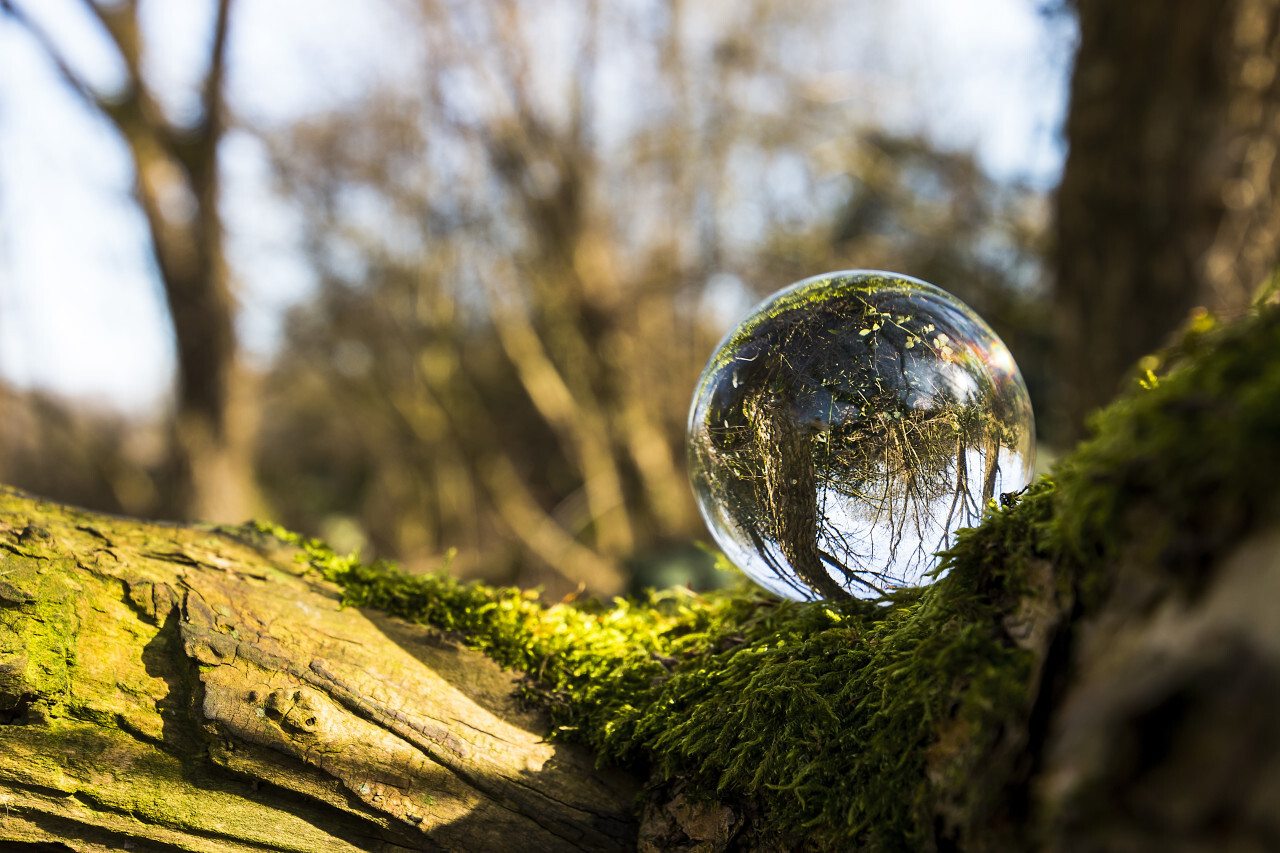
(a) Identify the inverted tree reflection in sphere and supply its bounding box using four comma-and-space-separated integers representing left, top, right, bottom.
687, 271, 1035, 600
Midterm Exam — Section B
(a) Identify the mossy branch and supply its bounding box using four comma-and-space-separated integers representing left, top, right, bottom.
288, 295, 1280, 850
4, 298, 1280, 851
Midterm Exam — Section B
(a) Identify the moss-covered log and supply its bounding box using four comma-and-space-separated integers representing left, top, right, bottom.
5, 297, 1280, 851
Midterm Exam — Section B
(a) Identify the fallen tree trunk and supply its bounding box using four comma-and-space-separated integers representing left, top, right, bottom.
4, 299, 1280, 852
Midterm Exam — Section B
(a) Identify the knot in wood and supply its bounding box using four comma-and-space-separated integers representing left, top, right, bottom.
262, 686, 327, 739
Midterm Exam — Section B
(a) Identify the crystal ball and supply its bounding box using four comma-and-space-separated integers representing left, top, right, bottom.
687, 271, 1035, 600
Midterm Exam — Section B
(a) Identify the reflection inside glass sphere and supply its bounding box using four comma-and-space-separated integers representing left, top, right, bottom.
687, 270, 1035, 600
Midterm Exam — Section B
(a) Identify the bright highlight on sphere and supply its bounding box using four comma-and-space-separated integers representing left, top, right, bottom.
687, 271, 1035, 600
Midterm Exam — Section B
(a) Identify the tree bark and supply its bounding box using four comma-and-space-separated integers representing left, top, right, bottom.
0, 486, 638, 852
1054, 0, 1280, 442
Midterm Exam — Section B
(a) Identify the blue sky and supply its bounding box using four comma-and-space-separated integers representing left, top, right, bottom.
0, 0, 1075, 413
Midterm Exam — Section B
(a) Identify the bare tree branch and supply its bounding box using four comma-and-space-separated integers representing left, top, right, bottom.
0, 0, 106, 109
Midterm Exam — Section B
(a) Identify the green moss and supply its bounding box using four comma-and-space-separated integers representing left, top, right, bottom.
255, 297, 1280, 850
0, 550, 80, 716
1050, 302, 1280, 606
253, 485, 1048, 850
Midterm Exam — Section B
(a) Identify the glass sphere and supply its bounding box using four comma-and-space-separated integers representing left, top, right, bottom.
687, 271, 1035, 600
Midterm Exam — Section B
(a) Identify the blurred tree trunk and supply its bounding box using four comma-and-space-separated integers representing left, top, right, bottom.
0, 0, 256, 523
1054, 0, 1280, 442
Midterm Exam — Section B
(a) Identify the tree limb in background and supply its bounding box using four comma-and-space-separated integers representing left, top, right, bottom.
484, 271, 635, 559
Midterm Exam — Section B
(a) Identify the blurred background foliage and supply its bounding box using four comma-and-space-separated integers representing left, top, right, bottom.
251, 0, 1051, 594
3, 0, 1270, 597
